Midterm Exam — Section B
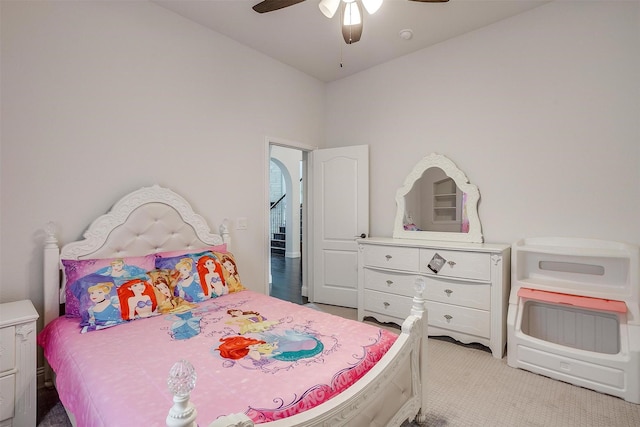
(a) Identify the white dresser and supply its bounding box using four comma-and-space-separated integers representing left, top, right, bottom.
357, 238, 510, 358
0, 300, 39, 427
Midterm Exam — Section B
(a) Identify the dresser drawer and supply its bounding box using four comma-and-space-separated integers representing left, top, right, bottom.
0, 327, 15, 374
427, 301, 491, 338
363, 268, 418, 297
363, 289, 413, 320
0, 374, 15, 422
425, 278, 490, 310
363, 245, 419, 271
419, 249, 490, 281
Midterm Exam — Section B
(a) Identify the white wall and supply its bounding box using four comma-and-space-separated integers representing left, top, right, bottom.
0, 1, 325, 312
325, 1, 640, 247
2, 0, 639, 326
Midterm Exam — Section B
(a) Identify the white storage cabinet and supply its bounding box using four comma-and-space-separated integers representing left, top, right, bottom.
507, 237, 640, 403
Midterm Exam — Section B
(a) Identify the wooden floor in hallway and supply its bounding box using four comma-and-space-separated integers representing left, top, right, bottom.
269, 254, 307, 305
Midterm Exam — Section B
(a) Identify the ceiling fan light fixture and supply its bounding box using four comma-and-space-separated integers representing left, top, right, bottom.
343, 1, 362, 25
318, 0, 340, 18
341, 1, 363, 44
361, 0, 383, 14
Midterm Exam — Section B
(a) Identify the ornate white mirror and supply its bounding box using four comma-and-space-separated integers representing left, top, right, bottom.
393, 153, 483, 243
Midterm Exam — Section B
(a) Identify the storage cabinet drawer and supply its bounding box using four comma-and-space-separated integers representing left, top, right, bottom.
427, 301, 491, 338
425, 278, 490, 310
0, 374, 15, 422
0, 327, 15, 373
363, 268, 418, 297
363, 245, 419, 271
420, 249, 490, 281
516, 345, 625, 389
363, 289, 413, 320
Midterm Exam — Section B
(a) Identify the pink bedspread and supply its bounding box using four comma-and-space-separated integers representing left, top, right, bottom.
38, 290, 397, 426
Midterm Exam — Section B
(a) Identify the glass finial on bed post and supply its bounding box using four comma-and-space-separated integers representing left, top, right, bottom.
166, 360, 198, 427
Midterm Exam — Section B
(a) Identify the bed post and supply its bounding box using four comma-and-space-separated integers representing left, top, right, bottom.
411, 277, 428, 424
219, 219, 231, 245
43, 222, 60, 387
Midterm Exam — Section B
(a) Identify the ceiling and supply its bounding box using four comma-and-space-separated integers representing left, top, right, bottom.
153, 0, 548, 82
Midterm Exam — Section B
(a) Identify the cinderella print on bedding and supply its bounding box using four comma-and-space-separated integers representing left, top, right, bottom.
62, 254, 156, 318
75, 276, 164, 333
68, 262, 190, 333
73, 269, 200, 333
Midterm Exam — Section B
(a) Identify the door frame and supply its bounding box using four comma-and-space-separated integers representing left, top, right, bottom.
264, 137, 317, 298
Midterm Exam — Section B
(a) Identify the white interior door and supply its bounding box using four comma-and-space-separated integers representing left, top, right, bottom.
311, 145, 369, 307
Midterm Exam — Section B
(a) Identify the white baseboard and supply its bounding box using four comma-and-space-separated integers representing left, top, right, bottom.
285, 251, 301, 258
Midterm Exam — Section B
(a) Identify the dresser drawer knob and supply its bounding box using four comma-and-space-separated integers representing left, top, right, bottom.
447, 260, 456, 267
444, 289, 453, 296
386, 280, 393, 286
383, 302, 390, 308
385, 255, 393, 260
444, 314, 453, 322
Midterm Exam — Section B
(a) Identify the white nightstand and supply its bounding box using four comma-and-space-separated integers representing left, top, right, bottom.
0, 300, 39, 427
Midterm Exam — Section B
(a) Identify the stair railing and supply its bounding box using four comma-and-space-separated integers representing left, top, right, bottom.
270, 195, 286, 252
270, 178, 302, 254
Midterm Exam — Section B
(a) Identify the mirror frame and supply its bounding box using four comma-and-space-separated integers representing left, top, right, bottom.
393, 153, 483, 243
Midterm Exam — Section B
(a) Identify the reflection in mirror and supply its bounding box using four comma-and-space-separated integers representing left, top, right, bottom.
404, 167, 467, 233
393, 153, 483, 243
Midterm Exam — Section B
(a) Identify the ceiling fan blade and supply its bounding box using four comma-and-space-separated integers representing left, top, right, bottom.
253, 0, 306, 13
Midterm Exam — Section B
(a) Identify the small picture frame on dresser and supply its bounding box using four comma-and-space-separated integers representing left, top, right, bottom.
427, 253, 446, 274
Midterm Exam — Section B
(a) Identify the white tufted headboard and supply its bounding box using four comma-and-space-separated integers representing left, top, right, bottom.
43, 185, 230, 329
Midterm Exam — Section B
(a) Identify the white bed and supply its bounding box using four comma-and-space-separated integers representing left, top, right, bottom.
41, 185, 428, 427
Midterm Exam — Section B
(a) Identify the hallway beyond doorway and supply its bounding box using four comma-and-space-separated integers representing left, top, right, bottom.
270, 254, 306, 305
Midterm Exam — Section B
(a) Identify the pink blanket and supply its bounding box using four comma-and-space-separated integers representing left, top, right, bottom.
38, 290, 397, 426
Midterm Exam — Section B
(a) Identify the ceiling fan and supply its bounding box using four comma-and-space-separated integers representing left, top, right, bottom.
253, 0, 449, 44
